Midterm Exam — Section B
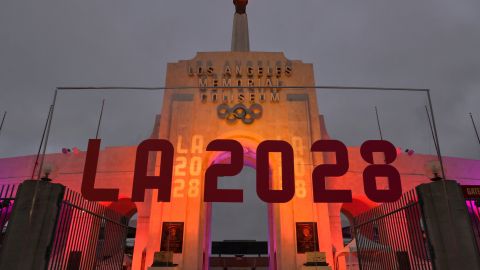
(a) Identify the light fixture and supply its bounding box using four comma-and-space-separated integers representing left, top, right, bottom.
424, 160, 443, 182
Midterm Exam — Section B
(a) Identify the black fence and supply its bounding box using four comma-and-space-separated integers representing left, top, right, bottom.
0, 184, 17, 251
48, 188, 128, 270
353, 189, 433, 270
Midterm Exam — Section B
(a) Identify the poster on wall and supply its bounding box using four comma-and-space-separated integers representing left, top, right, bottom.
160, 222, 184, 253
296, 222, 319, 253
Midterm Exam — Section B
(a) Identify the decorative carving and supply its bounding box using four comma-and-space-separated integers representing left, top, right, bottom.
217, 103, 262, 124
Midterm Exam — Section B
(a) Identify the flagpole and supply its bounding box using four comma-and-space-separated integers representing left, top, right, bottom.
96, 99, 105, 139
425, 106, 439, 159
31, 106, 52, 179
374, 106, 383, 140
470, 113, 480, 146
37, 90, 58, 180
0, 111, 6, 137
426, 90, 446, 180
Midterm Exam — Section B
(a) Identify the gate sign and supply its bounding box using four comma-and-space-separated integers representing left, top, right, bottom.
462, 185, 480, 199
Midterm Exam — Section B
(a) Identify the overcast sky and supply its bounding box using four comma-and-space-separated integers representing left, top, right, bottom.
1, 0, 480, 240
1, 0, 480, 159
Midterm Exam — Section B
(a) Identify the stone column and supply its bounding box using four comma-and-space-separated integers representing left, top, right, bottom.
231, 13, 250, 52
231, 0, 250, 51
416, 180, 480, 270
0, 180, 65, 270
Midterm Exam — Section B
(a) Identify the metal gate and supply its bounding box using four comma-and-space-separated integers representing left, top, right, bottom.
48, 188, 129, 270
465, 197, 480, 254
0, 184, 17, 251
353, 189, 433, 270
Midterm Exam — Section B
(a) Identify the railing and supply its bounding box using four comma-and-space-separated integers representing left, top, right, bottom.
0, 184, 17, 251
48, 188, 128, 270
465, 198, 480, 254
353, 189, 433, 270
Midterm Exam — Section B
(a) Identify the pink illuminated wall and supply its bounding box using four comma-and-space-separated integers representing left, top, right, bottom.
0, 142, 479, 270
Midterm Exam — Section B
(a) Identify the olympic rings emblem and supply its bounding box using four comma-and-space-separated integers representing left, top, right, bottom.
217, 103, 263, 124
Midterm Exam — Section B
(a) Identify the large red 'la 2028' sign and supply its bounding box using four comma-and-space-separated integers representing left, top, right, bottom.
81, 139, 402, 203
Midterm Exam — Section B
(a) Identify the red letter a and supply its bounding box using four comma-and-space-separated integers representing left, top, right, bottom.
132, 139, 174, 202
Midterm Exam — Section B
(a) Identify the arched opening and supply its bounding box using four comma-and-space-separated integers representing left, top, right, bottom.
126, 213, 137, 258
203, 138, 276, 270
211, 166, 268, 241
210, 166, 269, 269
336, 199, 376, 270
107, 198, 137, 270
340, 211, 353, 246
340, 198, 375, 247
